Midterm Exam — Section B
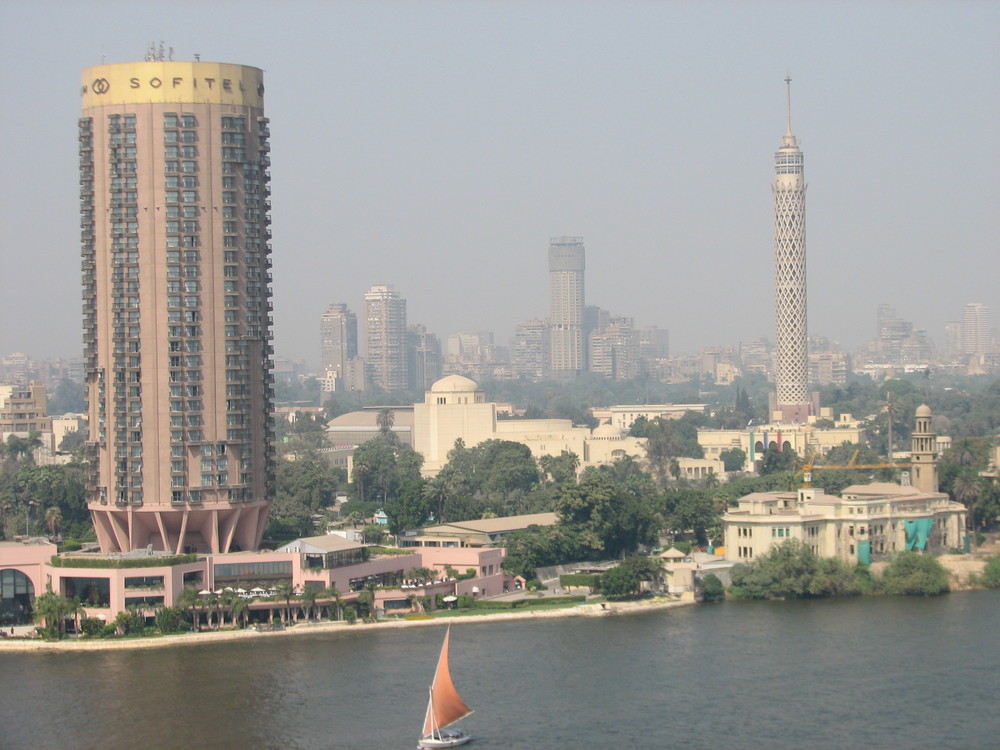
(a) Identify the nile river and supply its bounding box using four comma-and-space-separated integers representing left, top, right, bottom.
2, 592, 999, 749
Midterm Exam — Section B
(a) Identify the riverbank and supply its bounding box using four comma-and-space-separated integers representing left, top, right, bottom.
0, 595, 697, 652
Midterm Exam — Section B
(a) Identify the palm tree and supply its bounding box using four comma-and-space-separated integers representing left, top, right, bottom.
703, 470, 720, 490
352, 456, 371, 503
33, 591, 74, 640
219, 590, 240, 628
230, 596, 250, 629
322, 585, 343, 621
300, 583, 319, 621
274, 581, 294, 624
951, 473, 981, 549
376, 408, 395, 437
44, 506, 63, 539
177, 587, 201, 632
204, 592, 221, 629
669, 459, 681, 482
421, 475, 450, 522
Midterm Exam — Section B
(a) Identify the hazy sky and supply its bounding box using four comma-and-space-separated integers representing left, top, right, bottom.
1, 1, 997, 367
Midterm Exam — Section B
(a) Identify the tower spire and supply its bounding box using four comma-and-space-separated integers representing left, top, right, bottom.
785, 75, 792, 137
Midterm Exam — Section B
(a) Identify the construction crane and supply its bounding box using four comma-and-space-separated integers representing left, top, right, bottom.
794, 450, 911, 488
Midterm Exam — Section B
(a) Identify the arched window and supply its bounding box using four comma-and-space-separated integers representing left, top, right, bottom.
0, 568, 36, 626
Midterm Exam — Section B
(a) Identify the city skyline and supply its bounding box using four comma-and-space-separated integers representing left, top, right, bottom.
1, 2, 998, 364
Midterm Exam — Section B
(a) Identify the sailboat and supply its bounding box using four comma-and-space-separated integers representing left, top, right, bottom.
418, 627, 473, 748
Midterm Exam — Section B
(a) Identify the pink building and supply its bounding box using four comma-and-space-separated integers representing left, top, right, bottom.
0, 533, 514, 628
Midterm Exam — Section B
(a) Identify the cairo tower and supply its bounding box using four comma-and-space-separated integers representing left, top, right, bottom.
79, 58, 275, 553
771, 78, 812, 423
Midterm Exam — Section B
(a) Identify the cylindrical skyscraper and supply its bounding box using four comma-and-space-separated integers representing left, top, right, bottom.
772, 78, 810, 423
80, 60, 275, 553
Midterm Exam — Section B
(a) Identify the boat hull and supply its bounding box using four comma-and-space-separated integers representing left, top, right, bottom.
418, 728, 472, 748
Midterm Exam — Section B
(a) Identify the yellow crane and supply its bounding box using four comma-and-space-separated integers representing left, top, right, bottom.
795, 450, 911, 488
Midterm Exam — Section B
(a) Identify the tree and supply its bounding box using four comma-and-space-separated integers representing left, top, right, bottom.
376, 408, 396, 438
600, 556, 663, 599
230, 596, 250, 629
639, 416, 704, 484
114, 607, 146, 636
729, 539, 860, 600
539, 451, 580, 485
719, 448, 747, 473
361, 524, 386, 545
44, 506, 62, 538
980, 555, 1000, 589
700, 573, 725, 602
154, 605, 187, 634
274, 581, 295, 624
177, 586, 201, 632
33, 591, 78, 640
760, 443, 797, 476
350, 437, 423, 506
384, 478, 433, 534
882, 552, 950, 596
300, 583, 320, 621
555, 472, 659, 558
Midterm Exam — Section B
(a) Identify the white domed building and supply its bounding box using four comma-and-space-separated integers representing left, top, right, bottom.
413, 375, 650, 477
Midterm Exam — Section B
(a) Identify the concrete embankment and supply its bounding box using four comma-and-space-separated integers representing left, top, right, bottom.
0, 597, 697, 653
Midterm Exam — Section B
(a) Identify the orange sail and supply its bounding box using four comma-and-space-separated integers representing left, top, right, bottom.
421, 627, 473, 737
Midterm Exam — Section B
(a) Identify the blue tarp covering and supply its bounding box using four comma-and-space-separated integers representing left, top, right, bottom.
904, 518, 934, 550
857, 540, 872, 565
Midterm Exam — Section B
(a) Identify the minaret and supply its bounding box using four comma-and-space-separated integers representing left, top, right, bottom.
772, 77, 810, 423
910, 404, 939, 494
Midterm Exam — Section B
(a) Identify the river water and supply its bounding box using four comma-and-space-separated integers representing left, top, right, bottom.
2, 592, 999, 750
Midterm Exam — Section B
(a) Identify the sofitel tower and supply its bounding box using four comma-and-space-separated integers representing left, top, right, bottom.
80, 60, 275, 553
772, 78, 811, 423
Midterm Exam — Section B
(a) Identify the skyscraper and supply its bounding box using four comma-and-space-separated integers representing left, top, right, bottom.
80, 59, 274, 553
772, 78, 811, 423
364, 285, 408, 391
320, 302, 358, 390
548, 236, 585, 379
961, 303, 991, 358
513, 319, 550, 381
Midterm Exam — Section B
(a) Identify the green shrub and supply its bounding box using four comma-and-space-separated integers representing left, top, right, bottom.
882, 552, 950, 596
456, 594, 476, 608
979, 554, 1000, 589
49, 554, 198, 569
98, 624, 117, 638
80, 617, 104, 637
701, 573, 725, 602
559, 573, 601, 590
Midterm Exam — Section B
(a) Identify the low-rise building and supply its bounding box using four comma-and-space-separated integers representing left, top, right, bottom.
412, 375, 647, 476
722, 406, 966, 564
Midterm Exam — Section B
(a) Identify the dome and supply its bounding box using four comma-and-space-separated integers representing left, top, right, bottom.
592, 422, 625, 438
916, 404, 932, 418
430, 374, 479, 393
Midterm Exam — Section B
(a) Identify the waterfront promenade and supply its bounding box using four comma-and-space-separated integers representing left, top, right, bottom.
0, 594, 696, 652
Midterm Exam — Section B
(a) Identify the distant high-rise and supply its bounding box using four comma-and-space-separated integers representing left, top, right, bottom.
961, 303, 991, 357
513, 320, 551, 381
320, 303, 358, 391
364, 285, 408, 391
80, 59, 275, 553
548, 236, 585, 379
408, 325, 442, 391
772, 78, 810, 422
